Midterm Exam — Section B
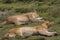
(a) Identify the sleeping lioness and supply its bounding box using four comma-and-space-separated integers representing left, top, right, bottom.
1, 11, 43, 25
4, 21, 58, 38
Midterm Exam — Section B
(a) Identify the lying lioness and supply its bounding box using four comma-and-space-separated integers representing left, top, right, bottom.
1, 11, 43, 25
4, 21, 57, 38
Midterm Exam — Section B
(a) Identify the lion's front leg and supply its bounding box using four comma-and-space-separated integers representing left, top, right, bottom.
38, 30, 57, 37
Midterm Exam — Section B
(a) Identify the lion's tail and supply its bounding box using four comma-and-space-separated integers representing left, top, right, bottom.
2, 21, 7, 24
0, 33, 9, 40
0, 21, 7, 28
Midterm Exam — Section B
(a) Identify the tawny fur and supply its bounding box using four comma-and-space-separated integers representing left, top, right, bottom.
4, 21, 57, 38
1, 12, 43, 25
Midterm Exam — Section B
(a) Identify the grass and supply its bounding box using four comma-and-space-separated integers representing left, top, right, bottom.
0, 1, 60, 40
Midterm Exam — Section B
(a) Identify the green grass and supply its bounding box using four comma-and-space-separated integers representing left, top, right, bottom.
0, 0, 60, 40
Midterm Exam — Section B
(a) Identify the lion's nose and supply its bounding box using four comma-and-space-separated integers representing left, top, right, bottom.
54, 33, 58, 36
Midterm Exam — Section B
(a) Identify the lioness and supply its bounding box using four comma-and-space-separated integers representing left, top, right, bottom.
1, 11, 43, 25
4, 21, 57, 38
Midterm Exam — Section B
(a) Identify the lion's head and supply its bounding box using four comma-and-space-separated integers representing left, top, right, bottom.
42, 21, 54, 28
27, 11, 44, 21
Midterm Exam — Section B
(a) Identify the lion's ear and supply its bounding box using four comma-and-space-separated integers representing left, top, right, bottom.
30, 13, 36, 18
43, 20, 49, 23
26, 13, 32, 18
46, 23, 49, 26
51, 22, 54, 25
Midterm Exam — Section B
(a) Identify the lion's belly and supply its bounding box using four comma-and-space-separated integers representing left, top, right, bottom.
20, 27, 37, 36
17, 17, 29, 22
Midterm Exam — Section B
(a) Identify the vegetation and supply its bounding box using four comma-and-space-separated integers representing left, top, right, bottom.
0, 0, 60, 40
